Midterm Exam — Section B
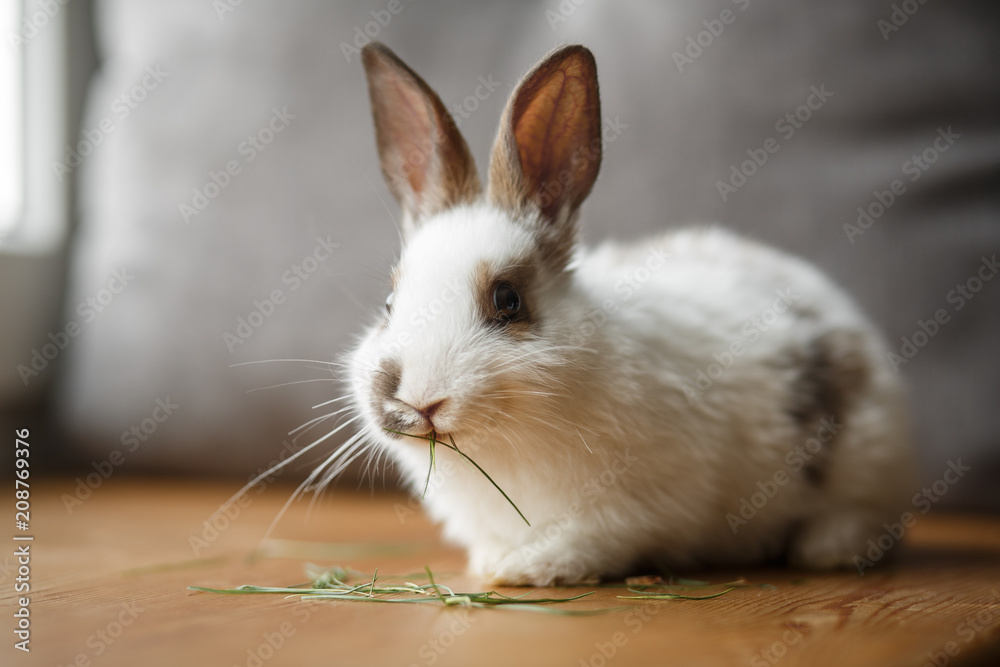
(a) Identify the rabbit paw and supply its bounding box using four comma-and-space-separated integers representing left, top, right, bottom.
789, 511, 879, 570
471, 544, 600, 586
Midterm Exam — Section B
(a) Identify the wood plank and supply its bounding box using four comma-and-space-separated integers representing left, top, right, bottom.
3, 478, 999, 666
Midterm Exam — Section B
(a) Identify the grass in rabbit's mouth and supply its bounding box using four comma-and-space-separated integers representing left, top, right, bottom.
383, 428, 531, 527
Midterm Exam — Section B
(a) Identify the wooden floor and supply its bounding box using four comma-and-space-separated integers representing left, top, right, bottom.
4, 478, 1000, 667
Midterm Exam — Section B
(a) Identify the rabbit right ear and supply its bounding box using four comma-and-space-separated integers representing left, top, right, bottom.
361, 43, 481, 237
488, 45, 601, 270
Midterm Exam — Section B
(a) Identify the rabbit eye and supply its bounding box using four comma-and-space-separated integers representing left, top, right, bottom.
492, 283, 521, 322
385, 291, 395, 314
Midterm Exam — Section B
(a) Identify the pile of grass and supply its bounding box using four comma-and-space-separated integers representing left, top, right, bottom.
191, 565, 598, 612
191, 565, 742, 612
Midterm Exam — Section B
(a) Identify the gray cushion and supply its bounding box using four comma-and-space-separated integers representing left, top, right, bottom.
60, 0, 999, 507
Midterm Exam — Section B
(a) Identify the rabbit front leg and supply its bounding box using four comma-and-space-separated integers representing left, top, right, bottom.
471, 521, 625, 586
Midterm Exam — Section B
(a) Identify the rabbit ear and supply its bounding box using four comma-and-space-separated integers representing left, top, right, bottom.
361, 42, 481, 236
488, 45, 601, 268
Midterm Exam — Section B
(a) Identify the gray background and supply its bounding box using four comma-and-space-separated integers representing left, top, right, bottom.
7, 1, 998, 507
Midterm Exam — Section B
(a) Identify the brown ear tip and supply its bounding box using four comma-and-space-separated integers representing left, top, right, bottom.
561, 44, 594, 57
360, 41, 392, 67
361, 41, 388, 54
550, 44, 597, 69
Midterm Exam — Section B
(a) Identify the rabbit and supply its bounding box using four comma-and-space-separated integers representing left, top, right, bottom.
345, 41, 915, 586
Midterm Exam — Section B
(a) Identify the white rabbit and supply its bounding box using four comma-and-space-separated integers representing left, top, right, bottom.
347, 42, 915, 585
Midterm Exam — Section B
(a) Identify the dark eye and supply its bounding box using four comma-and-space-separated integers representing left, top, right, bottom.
385, 291, 395, 314
492, 282, 521, 322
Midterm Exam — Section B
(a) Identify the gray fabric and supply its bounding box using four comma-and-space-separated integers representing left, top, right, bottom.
60, 1, 999, 506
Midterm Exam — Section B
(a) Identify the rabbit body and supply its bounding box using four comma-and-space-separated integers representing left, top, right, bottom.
348, 43, 914, 585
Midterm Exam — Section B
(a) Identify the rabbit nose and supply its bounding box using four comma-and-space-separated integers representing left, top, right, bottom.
419, 400, 446, 421
392, 398, 448, 435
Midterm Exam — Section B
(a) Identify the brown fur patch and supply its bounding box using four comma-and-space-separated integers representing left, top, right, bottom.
787, 330, 872, 485
473, 259, 537, 339
370, 357, 403, 431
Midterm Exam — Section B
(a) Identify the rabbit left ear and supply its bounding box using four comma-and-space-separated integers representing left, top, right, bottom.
488, 45, 601, 268
362, 42, 482, 237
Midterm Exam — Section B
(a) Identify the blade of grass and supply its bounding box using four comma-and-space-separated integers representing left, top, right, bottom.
421, 433, 437, 500
383, 429, 530, 526
444, 434, 529, 526
424, 565, 448, 603
618, 586, 735, 600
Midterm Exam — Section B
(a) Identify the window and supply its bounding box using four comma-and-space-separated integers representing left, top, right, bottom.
0, 0, 23, 240
0, 0, 70, 253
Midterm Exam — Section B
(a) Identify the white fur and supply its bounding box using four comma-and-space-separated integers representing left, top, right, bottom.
348, 42, 914, 584
348, 205, 915, 585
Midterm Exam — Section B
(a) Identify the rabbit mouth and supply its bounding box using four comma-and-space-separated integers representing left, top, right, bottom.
374, 396, 457, 440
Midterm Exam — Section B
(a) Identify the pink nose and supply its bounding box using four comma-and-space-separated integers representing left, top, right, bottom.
419, 400, 445, 421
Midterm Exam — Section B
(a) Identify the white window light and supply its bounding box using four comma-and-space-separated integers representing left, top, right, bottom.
0, 0, 70, 403
0, 0, 23, 241
0, 0, 69, 253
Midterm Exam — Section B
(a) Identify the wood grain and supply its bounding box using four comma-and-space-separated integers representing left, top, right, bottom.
3, 478, 999, 667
